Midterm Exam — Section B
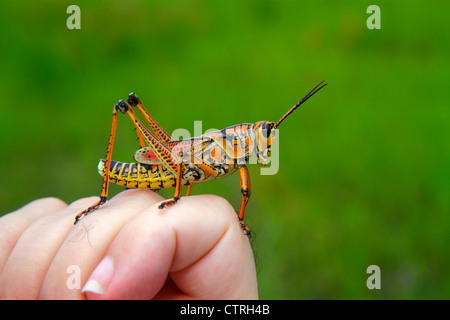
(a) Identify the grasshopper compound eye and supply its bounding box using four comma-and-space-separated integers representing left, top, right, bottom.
260, 122, 273, 139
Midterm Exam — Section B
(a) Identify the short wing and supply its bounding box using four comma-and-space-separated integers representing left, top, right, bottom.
133, 136, 220, 176
134, 146, 162, 165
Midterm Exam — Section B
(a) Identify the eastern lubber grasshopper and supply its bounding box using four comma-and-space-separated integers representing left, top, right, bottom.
74, 81, 327, 237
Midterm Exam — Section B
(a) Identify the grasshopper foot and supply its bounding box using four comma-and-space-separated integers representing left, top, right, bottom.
158, 196, 180, 209
239, 219, 252, 238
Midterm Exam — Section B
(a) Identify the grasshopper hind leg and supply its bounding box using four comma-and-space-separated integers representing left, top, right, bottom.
185, 185, 192, 196
74, 102, 119, 225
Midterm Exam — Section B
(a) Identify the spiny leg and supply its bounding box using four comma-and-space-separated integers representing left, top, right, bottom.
74, 105, 119, 224
119, 100, 183, 177
127, 106, 147, 149
127, 93, 173, 144
238, 165, 252, 238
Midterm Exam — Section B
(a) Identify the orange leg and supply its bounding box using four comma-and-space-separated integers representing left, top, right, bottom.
127, 106, 147, 149
121, 103, 182, 176
125, 93, 174, 149
158, 163, 183, 209
238, 165, 252, 238
127, 93, 173, 144
186, 185, 193, 197
123, 98, 189, 209
74, 105, 118, 224
124, 96, 194, 209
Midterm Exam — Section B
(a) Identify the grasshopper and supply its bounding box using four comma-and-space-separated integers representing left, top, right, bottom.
74, 81, 327, 237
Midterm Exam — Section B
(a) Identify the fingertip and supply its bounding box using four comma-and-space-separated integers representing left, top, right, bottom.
197, 194, 237, 215
165, 195, 257, 299
82, 280, 106, 300
170, 194, 238, 230
29, 197, 68, 209
82, 256, 114, 300
172, 194, 248, 240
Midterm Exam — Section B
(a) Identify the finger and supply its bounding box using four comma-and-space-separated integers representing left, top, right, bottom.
165, 196, 258, 299
39, 189, 162, 299
0, 197, 95, 299
82, 195, 258, 300
0, 198, 67, 275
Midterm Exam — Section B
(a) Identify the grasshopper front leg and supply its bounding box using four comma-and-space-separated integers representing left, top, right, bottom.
238, 165, 252, 238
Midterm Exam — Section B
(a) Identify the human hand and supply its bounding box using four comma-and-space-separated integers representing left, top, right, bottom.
0, 189, 258, 299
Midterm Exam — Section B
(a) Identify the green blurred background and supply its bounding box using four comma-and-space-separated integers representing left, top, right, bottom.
0, 0, 449, 299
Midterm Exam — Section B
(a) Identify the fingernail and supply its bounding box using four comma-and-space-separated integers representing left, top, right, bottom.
81, 279, 105, 295
82, 256, 114, 297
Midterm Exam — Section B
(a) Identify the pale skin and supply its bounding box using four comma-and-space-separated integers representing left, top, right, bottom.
0, 189, 258, 299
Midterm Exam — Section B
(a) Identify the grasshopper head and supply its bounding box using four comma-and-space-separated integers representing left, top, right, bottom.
254, 121, 276, 166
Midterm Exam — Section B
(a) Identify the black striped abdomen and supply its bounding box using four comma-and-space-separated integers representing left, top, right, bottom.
98, 159, 176, 190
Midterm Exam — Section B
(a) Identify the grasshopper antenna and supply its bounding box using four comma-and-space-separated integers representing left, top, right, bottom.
275, 80, 328, 128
